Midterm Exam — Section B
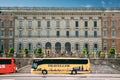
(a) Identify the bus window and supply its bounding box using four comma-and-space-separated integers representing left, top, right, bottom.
0, 59, 11, 64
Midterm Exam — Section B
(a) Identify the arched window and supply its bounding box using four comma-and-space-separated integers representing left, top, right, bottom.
55, 42, 61, 52
45, 42, 51, 49
65, 42, 71, 52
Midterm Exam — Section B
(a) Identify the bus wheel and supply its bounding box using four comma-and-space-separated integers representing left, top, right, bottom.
71, 70, 77, 75
42, 70, 47, 75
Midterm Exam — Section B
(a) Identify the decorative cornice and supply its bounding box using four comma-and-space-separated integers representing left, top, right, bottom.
0, 7, 120, 11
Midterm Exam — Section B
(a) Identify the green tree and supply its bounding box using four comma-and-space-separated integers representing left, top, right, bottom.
36, 48, 42, 56
109, 48, 115, 54
8, 48, 14, 56
22, 48, 28, 54
0, 50, 3, 54
82, 48, 88, 54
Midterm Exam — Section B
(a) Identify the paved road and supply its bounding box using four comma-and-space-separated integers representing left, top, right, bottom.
1, 77, 120, 80
0, 73, 120, 80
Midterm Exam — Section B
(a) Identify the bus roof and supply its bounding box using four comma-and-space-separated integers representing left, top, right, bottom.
33, 57, 89, 60
0, 58, 14, 59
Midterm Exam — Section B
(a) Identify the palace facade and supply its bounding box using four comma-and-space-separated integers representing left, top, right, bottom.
0, 7, 120, 54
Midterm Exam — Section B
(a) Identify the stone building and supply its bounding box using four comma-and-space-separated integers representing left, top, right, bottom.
0, 7, 120, 55
13, 7, 102, 54
0, 10, 14, 53
101, 11, 120, 53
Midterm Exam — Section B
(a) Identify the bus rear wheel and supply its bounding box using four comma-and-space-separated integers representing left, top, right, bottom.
71, 70, 77, 75
42, 70, 47, 75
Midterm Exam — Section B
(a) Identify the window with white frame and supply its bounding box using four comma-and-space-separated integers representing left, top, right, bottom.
19, 30, 22, 37
18, 21, 23, 28
1, 21, 5, 27
47, 21, 50, 27
9, 21, 13, 27
94, 31, 97, 37
28, 30, 32, 37
111, 21, 115, 27
94, 21, 97, 27
111, 30, 116, 37
56, 21, 60, 27
75, 21, 78, 27
103, 30, 107, 37
1, 30, 5, 37
38, 21, 41, 27
28, 21, 32, 28
66, 20, 70, 27
103, 21, 107, 27
75, 31, 79, 37
9, 30, 13, 37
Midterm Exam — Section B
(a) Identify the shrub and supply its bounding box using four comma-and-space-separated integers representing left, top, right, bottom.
0, 50, 3, 54
82, 48, 88, 54
109, 48, 115, 55
22, 48, 28, 54
36, 48, 43, 56
8, 48, 14, 56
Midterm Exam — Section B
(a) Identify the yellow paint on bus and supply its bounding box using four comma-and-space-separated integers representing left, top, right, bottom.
31, 58, 90, 74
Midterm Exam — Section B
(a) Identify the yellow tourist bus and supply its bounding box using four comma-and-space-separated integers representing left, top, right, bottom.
31, 58, 90, 74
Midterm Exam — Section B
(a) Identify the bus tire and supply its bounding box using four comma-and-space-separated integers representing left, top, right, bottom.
42, 70, 47, 75
71, 70, 77, 75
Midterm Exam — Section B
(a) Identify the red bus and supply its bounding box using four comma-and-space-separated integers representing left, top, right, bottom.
0, 58, 17, 74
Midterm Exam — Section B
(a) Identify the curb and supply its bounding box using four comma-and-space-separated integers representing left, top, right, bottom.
0, 74, 120, 78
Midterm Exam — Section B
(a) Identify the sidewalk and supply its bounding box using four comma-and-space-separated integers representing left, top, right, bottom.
0, 73, 120, 78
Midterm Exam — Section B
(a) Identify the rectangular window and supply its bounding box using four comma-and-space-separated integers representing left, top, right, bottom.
85, 21, 88, 27
111, 30, 116, 37
85, 31, 88, 37
94, 31, 97, 37
9, 21, 13, 27
1, 30, 5, 37
66, 31, 69, 37
75, 21, 78, 27
56, 21, 60, 27
47, 30, 50, 37
9, 43, 13, 49
103, 30, 107, 37
0, 43, 4, 51
19, 30, 22, 37
47, 21, 50, 27
28, 21, 32, 28
1, 21, 5, 27
28, 30, 32, 37
38, 21, 41, 27
111, 21, 115, 27
94, 21, 97, 27
18, 21, 23, 28
0, 59, 11, 64
66, 20, 69, 27
56, 31, 60, 37
75, 31, 79, 37
103, 21, 107, 27
9, 30, 13, 37
38, 31, 40, 37
75, 44, 79, 50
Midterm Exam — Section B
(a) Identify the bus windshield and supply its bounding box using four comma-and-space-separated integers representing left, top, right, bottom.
0, 59, 11, 64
